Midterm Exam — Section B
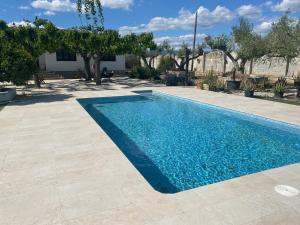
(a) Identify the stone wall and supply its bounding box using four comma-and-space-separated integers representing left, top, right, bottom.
149, 52, 300, 78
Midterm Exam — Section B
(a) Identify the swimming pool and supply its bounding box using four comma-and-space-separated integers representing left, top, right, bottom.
78, 91, 300, 193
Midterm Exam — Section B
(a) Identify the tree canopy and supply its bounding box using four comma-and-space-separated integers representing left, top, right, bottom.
267, 15, 300, 76
0, 20, 37, 85
77, 0, 104, 30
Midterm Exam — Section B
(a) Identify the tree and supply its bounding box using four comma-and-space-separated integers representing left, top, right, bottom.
0, 20, 37, 86
170, 44, 204, 71
123, 33, 157, 69
76, 0, 105, 85
232, 18, 266, 74
13, 18, 61, 87
205, 18, 267, 78
63, 28, 93, 80
157, 55, 176, 73
267, 15, 300, 76
90, 30, 123, 85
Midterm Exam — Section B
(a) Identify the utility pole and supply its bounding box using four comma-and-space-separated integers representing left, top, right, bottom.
191, 10, 198, 72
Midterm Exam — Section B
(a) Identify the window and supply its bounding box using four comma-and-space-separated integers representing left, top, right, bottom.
56, 50, 77, 61
102, 54, 116, 61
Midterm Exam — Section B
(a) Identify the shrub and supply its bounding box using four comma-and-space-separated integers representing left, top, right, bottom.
0, 46, 37, 86
216, 80, 225, 91
294, 73, 300, 87
164, 74, 184, 86
241, 78, 256, 91
203, 70, 218, 91
274, 77, 287, 97
157, 56, 175, 73
131, 66, 160, 80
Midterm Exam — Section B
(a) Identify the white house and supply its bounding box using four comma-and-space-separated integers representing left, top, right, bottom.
39, 50, 126, 74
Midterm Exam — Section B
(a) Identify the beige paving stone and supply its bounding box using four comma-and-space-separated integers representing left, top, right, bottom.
0, 185, 62, 225
61, 203, 150, 225
177, 206, 234, 225
243, 209, 300, 225
212, 192, 291, 225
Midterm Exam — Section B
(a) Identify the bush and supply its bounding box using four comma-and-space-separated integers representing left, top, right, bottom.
157, 56, 175, 73
274, 77, 287, 95
203, 70, 219, 91
0, 45, 37, 86
164, 74, 184, 86
131, 66, 160, 80
241, 78, 256, 91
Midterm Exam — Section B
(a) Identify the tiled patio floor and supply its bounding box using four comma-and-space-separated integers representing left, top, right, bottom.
0, 78, 299, 225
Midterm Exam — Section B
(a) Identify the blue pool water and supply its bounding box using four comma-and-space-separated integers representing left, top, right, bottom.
78, 91, 300, 193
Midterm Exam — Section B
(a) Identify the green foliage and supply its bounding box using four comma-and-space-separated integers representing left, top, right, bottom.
241, 78, 256, 91
76, 0, 104, 30
131, 66, 160, 80
205, 35, 234, 53
203, 70, 219, 91
232, 18, 267, 62
157, 56, 175, 73
171, 44, 204, 71
0, 20, 37, 85
164, 74, 184, 86
216, 80, 225, 91
274, 77, 287, 94
267, 15, 299, 59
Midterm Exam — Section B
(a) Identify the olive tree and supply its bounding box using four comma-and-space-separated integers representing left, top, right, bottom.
123, 33, 157, 69
169, 44, 204, 71
232, 18, 266, 74
267, 15, 300, 76
63, 28, 93, 80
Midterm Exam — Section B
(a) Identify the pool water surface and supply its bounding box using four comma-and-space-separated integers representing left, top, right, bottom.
78, 91, 300, 193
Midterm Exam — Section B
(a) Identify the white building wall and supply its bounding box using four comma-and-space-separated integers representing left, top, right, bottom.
42, 53, 126, 72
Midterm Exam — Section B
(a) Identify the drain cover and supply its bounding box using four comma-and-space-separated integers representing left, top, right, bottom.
274, 185, 300, 197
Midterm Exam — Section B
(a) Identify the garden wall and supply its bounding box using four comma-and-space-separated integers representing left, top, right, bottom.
149, 52, 300, 78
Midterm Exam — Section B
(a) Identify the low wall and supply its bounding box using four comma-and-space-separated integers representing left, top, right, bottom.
149, 52, 300, 78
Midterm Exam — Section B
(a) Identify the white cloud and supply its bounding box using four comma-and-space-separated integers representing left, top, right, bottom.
237, 5, 262, 19
18, 6, 31, 10
262, 1, 273, 7
254, 21, 273, 35
8, 21, 35, 27
119, 5, 234, 35
30, 0, 133, 15
44, 10, 56, 16
31, 0, 76, 12
101, 0, 133, 9
154, 33, 207, 48
271, 0, 300, 12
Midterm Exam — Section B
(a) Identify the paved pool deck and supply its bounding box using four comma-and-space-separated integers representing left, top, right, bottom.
0, 78, 299, 225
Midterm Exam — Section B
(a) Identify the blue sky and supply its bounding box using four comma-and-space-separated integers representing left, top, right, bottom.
0, 0, 299, 46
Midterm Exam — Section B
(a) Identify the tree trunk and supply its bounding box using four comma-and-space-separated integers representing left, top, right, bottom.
223, 53, 226, 74
94, 56, 101, 85
33, 74, 41, 88
232, 68, 236, 81
249, 59, 253, 74
33, 58, 41, 88
202, 53, 206, 73
83, 56, 92, 81
285, 57, 290, 77
141, 57, 151, 69
185, 48, 189, 86
239, 59, 247, 74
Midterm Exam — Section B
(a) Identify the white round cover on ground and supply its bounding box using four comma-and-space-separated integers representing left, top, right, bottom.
274, 185, 300, 197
